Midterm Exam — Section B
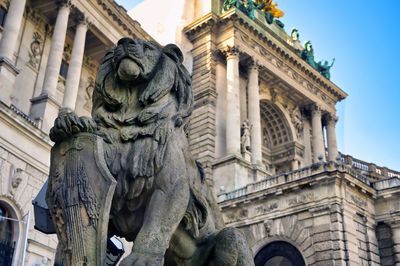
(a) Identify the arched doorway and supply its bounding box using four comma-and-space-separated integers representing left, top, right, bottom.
0, 204, 16, 266
254, 241, 305, 266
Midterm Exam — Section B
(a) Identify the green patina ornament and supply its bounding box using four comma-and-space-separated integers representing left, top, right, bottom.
300, 41, 316, 69
317, 58, 335, 80
223, 0, 264, 21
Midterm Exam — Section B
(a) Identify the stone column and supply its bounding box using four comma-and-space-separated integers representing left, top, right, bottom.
291, 159, 299, 171
247, 60, 262, 165
225, 47, 241, 155
326, 113, 339, 162
40, 1, 70, 96
61, 18, 88, 113
0, 0, 26, 59
392, 222, 400, 265
30, 1, 71, 133
0, 0, 27, 105
311, 104, 325, 162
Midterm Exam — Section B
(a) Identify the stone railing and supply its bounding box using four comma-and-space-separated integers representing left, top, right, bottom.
340, 153, 400, 180
372, 177, 400, 190
217, 162, 369, 202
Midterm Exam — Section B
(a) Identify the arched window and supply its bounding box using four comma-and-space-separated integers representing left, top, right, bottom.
254, 241, 305, 266
0, 205, 15, 266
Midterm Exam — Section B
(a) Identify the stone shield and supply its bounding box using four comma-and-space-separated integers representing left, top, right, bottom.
46, 133, 116, 265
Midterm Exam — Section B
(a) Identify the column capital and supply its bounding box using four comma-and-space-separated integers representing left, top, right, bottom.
57, 0, 72, 9
325, 113, 338, 124
211, 49, 225, 64
248, 58, 260, 72
310, 104, 322, 116
223, 46, 240, 59
75, 12, 91, 27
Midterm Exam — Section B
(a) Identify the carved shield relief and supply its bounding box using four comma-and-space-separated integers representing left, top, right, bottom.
46, 133, 116, 265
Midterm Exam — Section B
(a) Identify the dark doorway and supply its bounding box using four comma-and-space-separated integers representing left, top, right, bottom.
254, 241, 305, 266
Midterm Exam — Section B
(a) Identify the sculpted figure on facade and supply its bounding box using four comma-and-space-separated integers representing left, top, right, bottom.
47, 38, 254, 266
241, 119, 252, 152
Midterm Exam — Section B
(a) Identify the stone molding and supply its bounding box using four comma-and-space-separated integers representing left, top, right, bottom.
0, 56, 20, 75
184, 10, 347, 107
94, 0, 154, 41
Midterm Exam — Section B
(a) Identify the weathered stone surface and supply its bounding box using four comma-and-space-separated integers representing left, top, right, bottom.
48, 38, 254, 266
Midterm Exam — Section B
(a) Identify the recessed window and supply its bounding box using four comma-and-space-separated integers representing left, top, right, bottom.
0, 205, 15, 266
59, 60, 69, 79
0, 6, 7, 27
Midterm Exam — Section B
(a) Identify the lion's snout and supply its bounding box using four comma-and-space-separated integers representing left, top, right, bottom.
117, 58, 141, 81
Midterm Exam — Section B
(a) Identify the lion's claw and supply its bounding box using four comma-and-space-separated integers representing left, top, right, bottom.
49, 112, 97, 143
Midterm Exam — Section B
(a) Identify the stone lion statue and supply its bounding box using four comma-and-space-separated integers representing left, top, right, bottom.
49, 38, 254, 266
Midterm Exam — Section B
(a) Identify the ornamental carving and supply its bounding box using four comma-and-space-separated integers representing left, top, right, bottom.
28, 32, 43, 69
83, 77, 95, 111
290, 106, 304, 139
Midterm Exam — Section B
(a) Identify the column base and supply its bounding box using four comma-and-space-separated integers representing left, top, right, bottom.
30, 94, 61, 134
0, 57, 19, 106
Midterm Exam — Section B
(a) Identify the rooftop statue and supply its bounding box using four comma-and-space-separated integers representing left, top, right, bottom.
47, 38, 255, 266
291, 28, 299, 41
300, 41, 316, 69
317, 58, 335, 80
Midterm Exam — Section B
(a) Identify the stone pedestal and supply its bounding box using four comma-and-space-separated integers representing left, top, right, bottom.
30, 94, 60, 133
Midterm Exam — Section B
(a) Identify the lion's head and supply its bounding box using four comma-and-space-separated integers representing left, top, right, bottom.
92, 38, 193, 128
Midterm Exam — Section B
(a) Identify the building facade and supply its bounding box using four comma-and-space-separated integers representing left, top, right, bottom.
0, 0, 152, 264
131, 1, 400, 265
0, 0, 398, 265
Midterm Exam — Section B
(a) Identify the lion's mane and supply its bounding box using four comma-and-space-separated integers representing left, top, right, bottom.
90, 39, 220, 237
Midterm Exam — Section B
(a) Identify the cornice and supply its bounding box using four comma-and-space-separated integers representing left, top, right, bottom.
184, 10, 348, 104
92, 0, 155, 42
184, 12, 218, 41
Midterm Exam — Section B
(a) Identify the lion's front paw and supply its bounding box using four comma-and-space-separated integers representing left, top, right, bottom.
119, 252, 163, 266
49, 112, 97, 143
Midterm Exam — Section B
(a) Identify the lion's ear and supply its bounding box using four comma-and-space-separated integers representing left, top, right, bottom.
163, 44, 183, 64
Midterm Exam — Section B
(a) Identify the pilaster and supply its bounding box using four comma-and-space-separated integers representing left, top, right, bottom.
187, 23, 217, 185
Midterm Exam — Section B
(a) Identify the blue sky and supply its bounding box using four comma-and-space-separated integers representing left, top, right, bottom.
117, 0, 400, 171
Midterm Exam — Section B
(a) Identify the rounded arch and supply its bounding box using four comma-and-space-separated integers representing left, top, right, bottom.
260, 100, 293, 148
0, 196, 25, 266
254, 240, 306, 266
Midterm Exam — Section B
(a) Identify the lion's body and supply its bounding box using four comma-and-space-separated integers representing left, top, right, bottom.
50, 38, 254, 265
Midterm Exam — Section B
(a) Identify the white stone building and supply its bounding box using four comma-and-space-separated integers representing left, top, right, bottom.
0, 0, 398, 265
130, 1, 400, 265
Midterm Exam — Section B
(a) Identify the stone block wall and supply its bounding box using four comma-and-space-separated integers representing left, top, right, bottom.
188, 27, 218, 184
